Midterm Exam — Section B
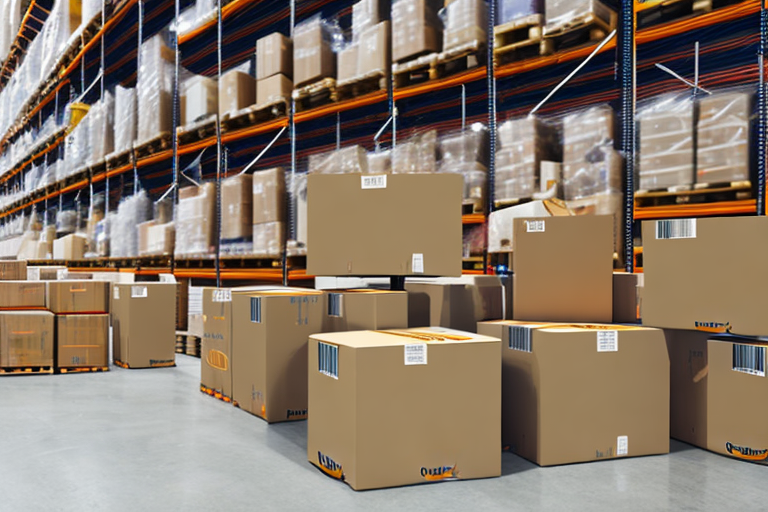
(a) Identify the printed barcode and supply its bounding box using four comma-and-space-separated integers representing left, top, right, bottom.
656, 219, 696, 239
526, 220, 545, 233
361, 175, 387, 189
318, 342, 339, 379
328, 293, 343, 317
732, 344, 766, 377
508, 326, 532, 353
250, 297, 262, 323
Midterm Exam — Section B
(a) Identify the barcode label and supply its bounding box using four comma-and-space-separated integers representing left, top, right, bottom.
251, 297, 262, 323
508, 326, 532, 352
213, 289, 232, 302
733, 344, 766, 377
597, 331, 618, 352
656, 219, 696, 239
114, 287, 120, 300
27, 268, 39, 280
159, 274, 175, 283
328, 293, 343, 317
131, 286, 147, 298
318, 342, 339, 379
617, 436, 628, 456
526, 220, 545, 233
412, 253, 424, 274
404, 343, 428, 365
361, 175, 387, 189
57, 269, 68, 280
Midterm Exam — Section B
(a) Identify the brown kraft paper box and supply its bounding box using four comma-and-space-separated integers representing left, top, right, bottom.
252, 168, 285, 224
219, 70, 256, 118
477, 320, 669, 466
0, 281, 46, 308
0, 311, 54, 368
322, 289, 408, 332
406, 276, 503, 332
111, 283, 176, 368
56, 314, 109, 369
293, 19, 335, 87
256, 32, 292, 80
512, 215, 613, 323
665, 329, 709, 448
46, 281, 110, 313
642, 217, 768, 337
231, 288, 324, 422
308, 327, 501, 490
221, 174, 253, 241
0, 260, 26, 280
307, 173, 463, 277
613, 272, 643, 324
257, 74, 293, 106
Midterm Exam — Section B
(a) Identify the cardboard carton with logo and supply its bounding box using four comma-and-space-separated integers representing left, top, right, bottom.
0, 311, 54, 368
477, 320, 669, 466
232, 288, 324, 422
111, 283, 176, 368
308, 327, 501, 490
0, 281, 46, 308
56, 314, 109, 369
405, 276, 503, 332
513, 215, 613, 323
0, 260, 26, 280
46, 281, 110, 314
307, 173, 463, 277
322, 289, 408, 332
643, 216, 768, 337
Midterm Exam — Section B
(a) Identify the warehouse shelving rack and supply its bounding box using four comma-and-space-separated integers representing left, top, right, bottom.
0, 0, 765, 282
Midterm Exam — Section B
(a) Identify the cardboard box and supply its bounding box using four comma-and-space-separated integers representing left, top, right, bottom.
53, 234, 86, 260
222, 174, 253, 241
487, 199, 571, 253
512, 215, 613, 323
642, 216, 768, 336
256, 32, 292, 80
443, 0, 487, 51
477, 320, 669, 466
0, 281, 46, 308
252, 168, 285, 224
406, 276, 503, 332
666, 329, 709, 448
322, 289, 408, 332
175, 183, 215, 255
308, 327, 501, 490
231, 288, 324, 422
27, 266, 66, 281
357, 21, 390, 79
613, 272, 643, 324
141, 222, 175, 256
56, 314, 109, 368
337, 43, 359, 83
47, 281, 110, 314
184, 75, 218, 124
307, 173, 463, 277
392, 0, 442, 63
257, 74, 292, 106
0, 260, 27, 280
176, 279, 189, 331
0, 311, 54, 368
352, 0, 383, 40
219, 70, 256, 118
252, 222, 284, 258
697, 91, 752, 184
112, 283, 176, 368
293, 19, 335, 87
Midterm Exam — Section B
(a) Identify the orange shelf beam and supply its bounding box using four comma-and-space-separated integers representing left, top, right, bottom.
633, 199, 757, 220
463, 213, 485, 225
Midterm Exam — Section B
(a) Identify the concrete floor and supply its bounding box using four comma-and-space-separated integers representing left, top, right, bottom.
1, 356, 766, 512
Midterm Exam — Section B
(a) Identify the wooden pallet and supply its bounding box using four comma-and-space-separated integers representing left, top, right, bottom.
336, 71, 388, 102
493, 197, 533, 210
178, 118, 217, 146
0, 366, 53, 375
221, 100, 288, 133
114, 359, 176, 369
134, 132, 172, 159
543, 7, 618, 53
394, 40, 486, 89
176, 333, 201, 357
634, 180, 752, 208
293, 78, 338, 112
494, 14, 550, 66
462, 200, 484, 215
200, 384, 232, 403
57, 366, 109, 374
635, 0, 736, 28
105, 148, 132, 171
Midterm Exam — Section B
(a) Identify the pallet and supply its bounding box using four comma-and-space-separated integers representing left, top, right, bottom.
105, 148, 132, 171
57, 366, 109, 374
0, 366, 53, 375
635, 180, 752, 208
494, 14, 550, 65
176, 333, 201, 357
114, 360, 176, 369
200, 384, 232, 403
178, 118, 217, 146
221, 100, 288, 133
336, 71, 388, 102
293, 78, 338, 112
394, 40, 486, 89
493, 197, 534, 210
542, 7, 618, 53
462, 200, 484, 215
635, 0, 734, 29
134, 132, 172, 159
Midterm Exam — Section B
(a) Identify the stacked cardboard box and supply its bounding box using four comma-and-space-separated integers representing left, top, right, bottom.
219, 68, 256, 119
392, 0, 442, 63
252, 168, 285, 257
544, 0, 615, 33
338, 1, 390, 84
497, 0, 542, 25
443, 0, 487, 52
697, 90, 753, 184
322, 289, 408, 331
221, 174, 254, 252
293, 18, 335, 88
256, 32, 293, 105
175, 183, 216, 256
0, 278, 54, 372
183, 75, 218, 125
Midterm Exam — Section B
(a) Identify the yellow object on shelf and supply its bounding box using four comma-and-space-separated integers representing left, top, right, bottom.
66, 102, 90, 133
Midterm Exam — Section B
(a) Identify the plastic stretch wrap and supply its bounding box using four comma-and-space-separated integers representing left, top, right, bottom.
697, 90, 753, 184
290, 173, 308, 247
219, 65, 256, 118
175, 183, 215, 256
443, 0, 488, 52
82, 0, 102, 25
497, 0, 543, 25
114, 85, 137, 155
94, 216, 110, 257
392, 0, 442, 63
176, 0, 216, 37
308, 146, 369, 174
88, 91, 115, 166
137, 34, 173, 144
367, 150, 392, 174
545, 0, 614, 30
637, 94, 694, 191
252, 167, 285, 225
256, 32, 292, 80
252, 222, 284, 258
439, 128, 489, 209
352, 0, 382, 42
337, 43, 359, 82
139, 221, 175, 256
183, 74, 218, 125
65, 113, 90, 178
293, 16, 336, 87
110, 191, 151, 258
85, 192, 105, 256
56, 210, 78, 235
392, 130, 437, 173
221, 174, 253, 242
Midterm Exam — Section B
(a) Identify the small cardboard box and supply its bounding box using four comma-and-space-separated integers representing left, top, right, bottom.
0, 260, 27, 280
0, 311, 54, 368
307, 173, 463, 277
222, 174, 253, 241
219, 70, 256, 118
56, 314, 109, 369
0, 281, 46, 308
53, 234, 86, 260
308, 327, 501, 490
322, 289, 408, 332
46, 281, 110, 314
111, 283, 176, 368
257, 74, 293, 106
252, 168, 285, 224
513, 215, 613, 323
256, 32, 292, 80
406, 276, 503, 332
231, 288, 325, 422
477, 320, 670, 466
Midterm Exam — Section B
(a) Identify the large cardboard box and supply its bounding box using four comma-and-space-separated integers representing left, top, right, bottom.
0, 281, 46, 308
392, 0, 442, 63
53, 234, 86, 260
46, 281, 110, 314
0, 311, 54, 368
256, 32, 292, 80
322, 289, 408, 332
56, 314, 109, 369
308, 327, 501, 490
406, 276, 503, 332
642, 217, 768, 336
112, 283, 176, 368
257, 74, 293, 106
222, 174, 253, 242
293, 19, 335, 87
356, 21, 390, 79
307, 173, 463, 276
666, 329, 709, 448
252, 168, 285, 224
231, 288, 324, 422
513, 215, 613, 323
219, 70, 256, 118
613, 272, 643, 324
477, 320, 670, 466
0, 260, 26, 280
27, 266, 66, 281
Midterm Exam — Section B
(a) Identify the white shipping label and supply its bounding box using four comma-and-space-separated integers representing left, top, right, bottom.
131, 286, 148, 298
213, 289, 232, 302
617, 436, 628, 456
597, 331, 618, 352
404, 343, 428, 365
28, 268, 40, 281
57, 269, 68, 280
114, 287, 120, 300
525, 220, 545, 233
656, 219, 696, 239
159, 274, 176, 283
361, 174, 387, 189
412, 253, 424, 274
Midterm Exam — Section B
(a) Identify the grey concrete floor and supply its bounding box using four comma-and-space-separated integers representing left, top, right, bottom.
1, 356, 766, 512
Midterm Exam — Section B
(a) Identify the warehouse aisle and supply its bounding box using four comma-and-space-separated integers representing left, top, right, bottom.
0, 357, 765, 512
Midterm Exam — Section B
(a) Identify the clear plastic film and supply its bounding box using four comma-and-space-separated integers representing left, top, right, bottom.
64, 112, 90, 178
438, 126, 489, 210
544, 0, 615, 32
110, 190, 151, 258
252, 167, 285, 226
308, 146, 369, 174
352, 0, 382, 42
290, 172, 308, 250
367, 150, 392, 174
139, 220, 175, 256
176, 0, 216, 38
256, 32, 292, 80
392, 0, 443, 63
219, 63, 256, 119
183, 74, 218, 125
113, 85, 137, 155
696, 89, 754, 184
87, 91, 115, 166
442, 0, 488, 52
392, 130, 438, 173
221, 173, 253, 243
175, 182, 215, 256
56, 210, 78, 235
252, 221, 284, 258
85, 191, 105, 256
497, 0, 543, 25
82, 0, 102, 26
355, 20, 390, 80
637, 94, 695, 191
137, 33, 174, 144
293, 15, 337, 87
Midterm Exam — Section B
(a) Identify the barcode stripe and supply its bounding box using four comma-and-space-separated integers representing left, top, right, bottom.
319, 342, 339, 378
656, 219, 696, 239
509, 326, 532, 353
733, 344, 766, 377
250, 297, 262, 323
328, 294, 343, 317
